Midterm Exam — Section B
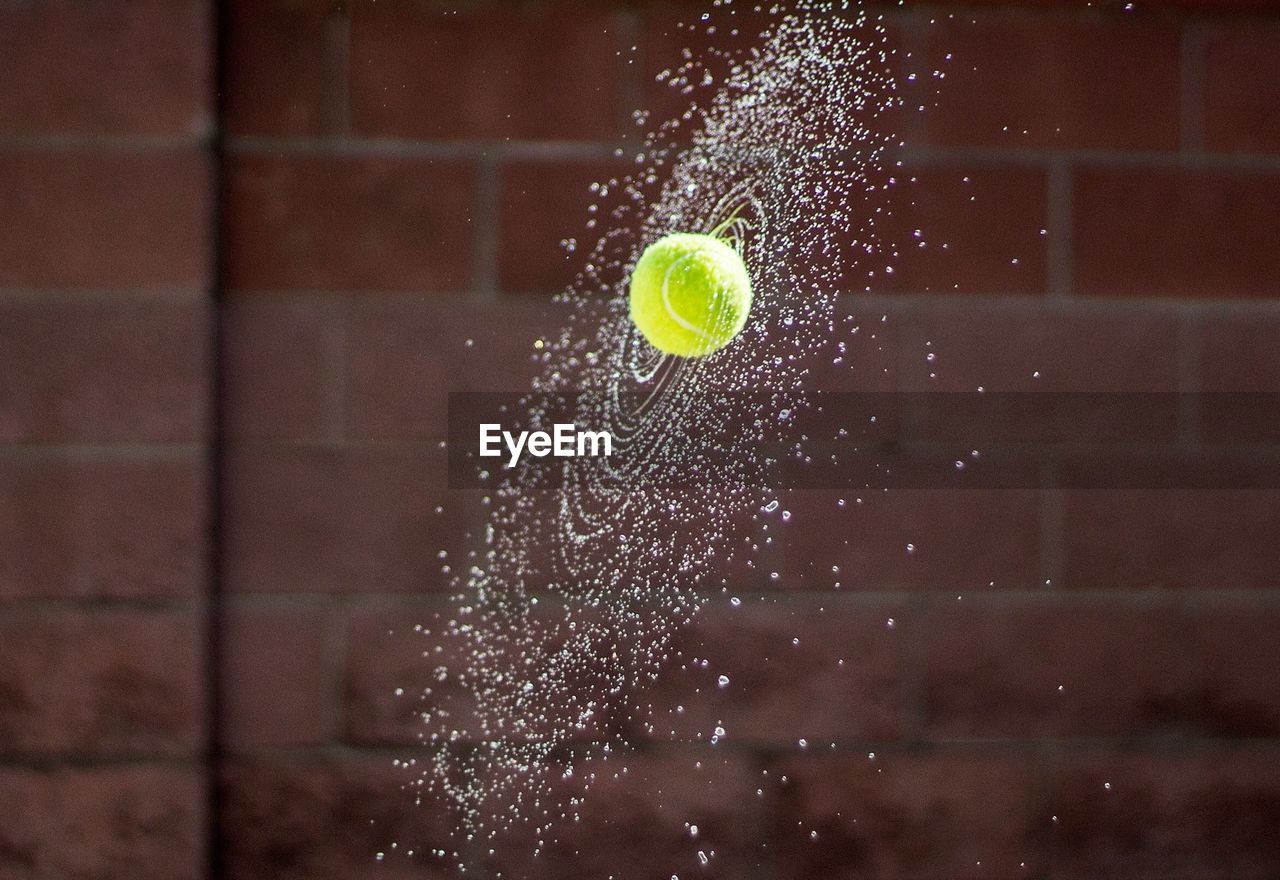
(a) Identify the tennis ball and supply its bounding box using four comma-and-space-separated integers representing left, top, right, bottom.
628, 232, 752, 358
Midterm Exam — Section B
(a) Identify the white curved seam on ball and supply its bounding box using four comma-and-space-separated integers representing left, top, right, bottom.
659, 252, 716, 342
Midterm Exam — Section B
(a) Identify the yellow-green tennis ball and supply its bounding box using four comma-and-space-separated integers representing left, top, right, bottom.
629, 232, 753, 358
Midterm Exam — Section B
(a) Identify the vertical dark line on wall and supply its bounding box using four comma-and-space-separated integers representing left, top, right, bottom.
472, 152, 501, 301
206, 0, 230, 877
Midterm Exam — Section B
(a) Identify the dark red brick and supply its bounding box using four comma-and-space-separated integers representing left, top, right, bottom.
800, 301, 903, 393
221, 603, 333, 749
225, 0, 332, 137
1049, 748, 1280, 879
1200, 314, 1280, 392
497, 159, 636, 295
0, 151, 210, 289
0, 454, 206, 601
641, 4, 795, 135
344, 296, 568, 440
345, 603, 638, 748
780, 488, 1042, 590
774, 749, 1044, 880
864, 165, 1048, 296
0, 610, 204, 757
1198, 314, 1280, 443
222, 445, 474, 594
642, 3, 910, 177
1074, 167, 1280, 299
221, 295, 336, 441
646, 600, 907, 744
1168, 0, 1280, 7
924, 16, 1180, 151
1204, 25, 1280, 154
0, 298, 208, 442
1062, 490, 1280, 590
344, 605, 454, 747
223, 153, 474, 292
924, 603, 1193, 738
0, 1, 209, 136
491, 751, 765, 880
1187, 608, 1280, 736
349, 3, 625, 141
0, 766, 205, 880
902, 302, 1179, 391
219, 757, 452, 880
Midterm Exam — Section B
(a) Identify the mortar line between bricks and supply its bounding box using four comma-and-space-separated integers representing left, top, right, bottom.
210, 737, 1280, 761
748, 748, 778, 880
1045, 159, 1073, 299
902, 143, 1280, 171
471, 152, 501, 300
327, 595, 347, 748
217, 433, 1280, 457
325, 5, 351, 137
722, 738, 1280, 761
225, 135, 625, 162
283, 588, 1280, 615
899, 7, 931, 149
206, 0, 230, 875
0, 134, 207, 152
209, 287, 1280, 314
0, 597, 210, 613
1036, 740, 1057, 880
219, 592, 462, 611
911, 2, 1280, 24
1039, 459, 1064, 590
216, 287, 568, 301
902, 591, 930, 741
616, 7, 645, 149
326, 298, 347, 443
1176, 312, 1203, 449
0, 754, 212, 770
837, 291, 1280, 314
882, 436, 1280, 457
0, 443, 205, 460
704, 589, 1280, 609
0, 287, 209, 302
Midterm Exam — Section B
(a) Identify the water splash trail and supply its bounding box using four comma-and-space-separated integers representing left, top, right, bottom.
403, 1, 914, 870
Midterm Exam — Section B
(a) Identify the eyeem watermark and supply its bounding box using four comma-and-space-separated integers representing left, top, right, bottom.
453, 392, 1280, 489
480, 423, 613, 468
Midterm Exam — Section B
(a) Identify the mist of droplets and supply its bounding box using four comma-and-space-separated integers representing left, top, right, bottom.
401, 1, 904, 871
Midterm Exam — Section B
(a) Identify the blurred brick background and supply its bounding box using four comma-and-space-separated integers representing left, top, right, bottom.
3, 0, 1280, 878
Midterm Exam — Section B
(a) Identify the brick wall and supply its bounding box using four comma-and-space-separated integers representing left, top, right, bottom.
3, 1, 1280, 879
0, 1, 213, 877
